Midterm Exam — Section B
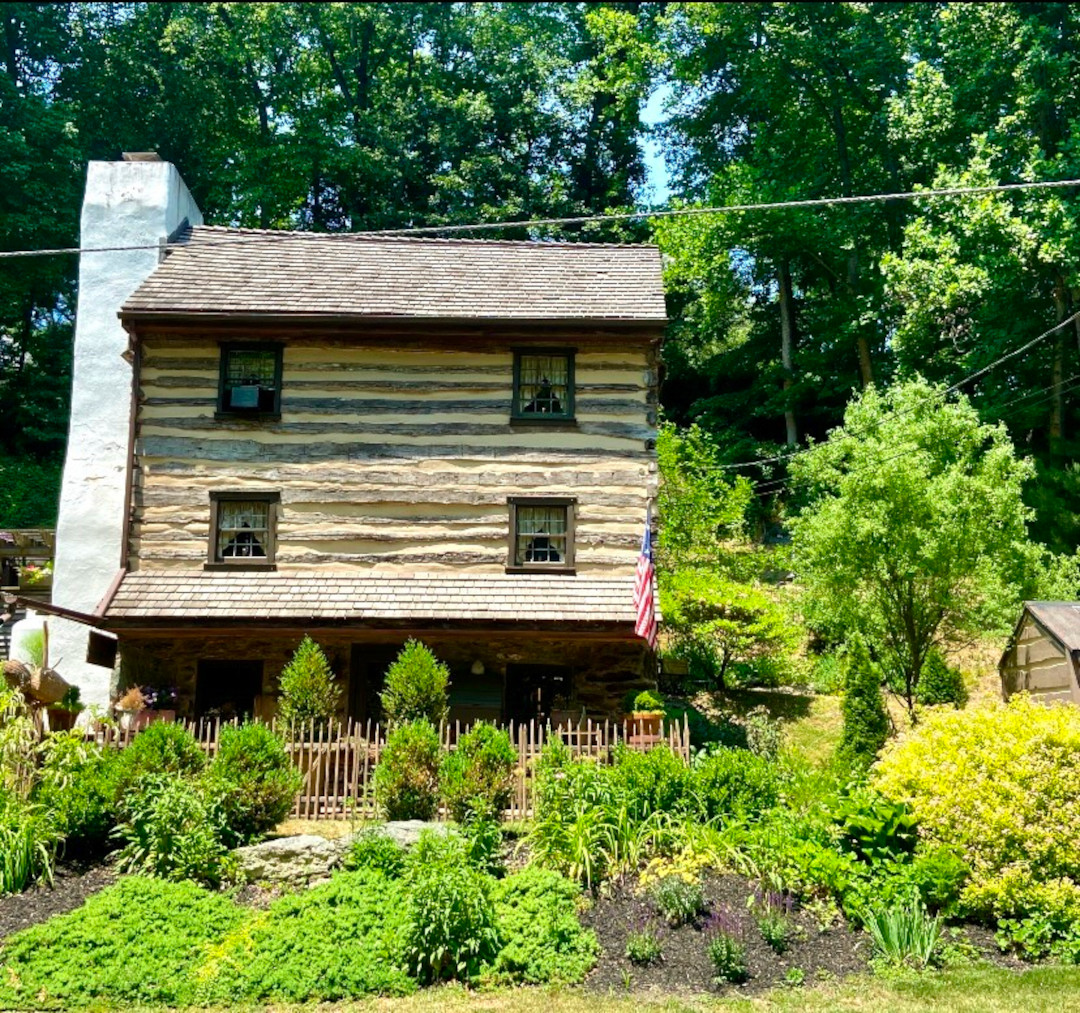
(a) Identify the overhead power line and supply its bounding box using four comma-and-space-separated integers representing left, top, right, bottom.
0, 176, 1077, 260
720, 308, 1080, 480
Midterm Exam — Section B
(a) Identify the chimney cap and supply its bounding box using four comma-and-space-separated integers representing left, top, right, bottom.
121, 151, 162, 162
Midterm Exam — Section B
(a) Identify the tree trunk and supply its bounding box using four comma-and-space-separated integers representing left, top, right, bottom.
778, 259, 798, 446
1052, 280, 1069, 452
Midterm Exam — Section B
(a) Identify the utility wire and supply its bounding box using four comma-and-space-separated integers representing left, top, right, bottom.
750, 371, 1080, 498
0, 176, 1077, 260
718, 308, 1080, 479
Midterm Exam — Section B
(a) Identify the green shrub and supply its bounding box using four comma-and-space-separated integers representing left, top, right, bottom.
380, 639, 450, 726
199, 869, 414, 1001
278, 635, 342, 729
693, 746, 780, 820
114, 720, 205, 794
461, 812, 504, 875
874, 696, 1080, 934
33, 732, 120, 856
837, 636, 890, 769
915, 649, 968, 708
0, 790, 58, 894
204, 721, 301, 846
834, 791, 918, 865
614, 745, 695, 822
743, 705, 783, 759
488, 866, 598, 984
910, 846, 969, 915
344, 827, 407, 879
114, 774, 233, 888
0, 877, 246, 1008
650, 874, 705, 926
633, 689, 665, 712
404, 830, 500, 984
375, 720, 441, 821
864, 897, 942, 968
441, 722, 515, 822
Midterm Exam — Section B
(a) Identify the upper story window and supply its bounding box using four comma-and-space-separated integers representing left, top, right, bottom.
512, 350, 575, 421
218, 344, 282, 416
208, 491, 279, 568
507, 497, 575, 572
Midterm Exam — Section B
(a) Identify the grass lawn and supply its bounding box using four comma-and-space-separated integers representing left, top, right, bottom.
149, 966, 1080, 1012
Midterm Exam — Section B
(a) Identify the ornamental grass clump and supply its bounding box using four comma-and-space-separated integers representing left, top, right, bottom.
864, 897, 942, 969
874, 696, 1080, 945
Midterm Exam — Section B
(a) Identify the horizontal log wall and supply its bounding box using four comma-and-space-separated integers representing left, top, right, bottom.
132, 337, 657, 572
1001, 615, 1078, 705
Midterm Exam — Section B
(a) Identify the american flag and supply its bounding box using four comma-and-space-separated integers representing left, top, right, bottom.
633, 509, 658, 648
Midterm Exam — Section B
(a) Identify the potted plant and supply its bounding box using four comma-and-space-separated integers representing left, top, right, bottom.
47, 685, 84, 732
115, 685, 147, 730
628, 689, 666, 739
135, 684, 178, 728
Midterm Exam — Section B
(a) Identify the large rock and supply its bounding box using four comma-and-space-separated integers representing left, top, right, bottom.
369, 820, 451, 849
234, 834, 349, 887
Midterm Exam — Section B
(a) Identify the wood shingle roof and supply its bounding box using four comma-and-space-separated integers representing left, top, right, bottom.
103, 570, 643, 627
121, 226, 667, 323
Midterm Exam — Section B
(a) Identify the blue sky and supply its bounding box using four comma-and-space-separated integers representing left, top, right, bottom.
641, 85, 672, 205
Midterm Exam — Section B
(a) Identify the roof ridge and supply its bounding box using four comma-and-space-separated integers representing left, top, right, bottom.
183, 224, 659, 251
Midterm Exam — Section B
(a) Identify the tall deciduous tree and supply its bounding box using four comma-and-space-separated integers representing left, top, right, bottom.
790, 378, 1075, 715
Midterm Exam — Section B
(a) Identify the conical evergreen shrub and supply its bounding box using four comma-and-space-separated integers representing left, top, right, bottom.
379, 639, 449, 726
278, 635, 341, 729
837, 635, 890, 769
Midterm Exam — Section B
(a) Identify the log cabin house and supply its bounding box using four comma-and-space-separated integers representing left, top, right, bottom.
46, 158, 665, 724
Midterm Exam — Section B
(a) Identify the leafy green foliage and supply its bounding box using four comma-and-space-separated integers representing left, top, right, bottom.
114, 720, 206, 794
837, 637, 891, 770
916, 649, 969, 708
277, 635, 341, 728
693, 746, 781, 821
633, 689, 665, 712
834, 792, 918, 866
705, 907, 749, 984
875, 696, 1080, 945
865, 898, 942, 969
791, 379, 1057, 714
344, 828, 407, 879
488, 867, 598, 984
0, 877, 246, 1009
650, 874, 705, 926
460, 812, 504, 877
374, 720, 442, 821
404, 831, 500, 984
440, 722, 515, 822
0, 790, 57, 895
625, 921, 664, 965
380, 639, 450, 727
32, 731, 120, 856
204, 721, 301, 846
114, 774, 233, 888
199, 869, 415, 1001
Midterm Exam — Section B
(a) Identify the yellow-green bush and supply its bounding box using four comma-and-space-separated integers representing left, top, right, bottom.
874, 695, 1080, 926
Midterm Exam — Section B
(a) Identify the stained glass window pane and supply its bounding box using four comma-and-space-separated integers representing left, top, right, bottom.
517, 354, 570, 416
217, 500, 270, 559
515, 505, 568, 566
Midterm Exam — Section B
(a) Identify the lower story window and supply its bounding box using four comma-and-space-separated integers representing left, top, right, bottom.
209, 492, 279, 565
508, 498, 575, 571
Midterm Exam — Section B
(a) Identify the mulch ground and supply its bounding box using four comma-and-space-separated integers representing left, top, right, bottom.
580, 872, 869, 996
0, 861, 115, 941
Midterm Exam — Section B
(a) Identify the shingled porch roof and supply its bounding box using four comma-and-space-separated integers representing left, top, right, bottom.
121, 226, 667, 324
100, 569, 643, 630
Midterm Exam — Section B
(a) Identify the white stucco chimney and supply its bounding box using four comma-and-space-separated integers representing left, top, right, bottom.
51, 157, 202, 708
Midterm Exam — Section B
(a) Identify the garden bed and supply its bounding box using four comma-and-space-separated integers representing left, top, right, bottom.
581, 872, 869, 995
0, 861, 114, 940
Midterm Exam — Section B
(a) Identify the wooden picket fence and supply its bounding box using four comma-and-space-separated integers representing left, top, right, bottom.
85, 713, 692, 821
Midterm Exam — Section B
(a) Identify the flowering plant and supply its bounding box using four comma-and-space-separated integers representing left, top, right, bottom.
140, 685, 178, 710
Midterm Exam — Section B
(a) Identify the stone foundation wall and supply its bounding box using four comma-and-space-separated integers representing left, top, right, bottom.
119, 630, 654, 720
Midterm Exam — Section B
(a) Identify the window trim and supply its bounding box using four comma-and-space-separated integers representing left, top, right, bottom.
506, 496, 576, 574
510, 348, 576, 422
216, 343, 284, 418
206, 490, 280, 570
